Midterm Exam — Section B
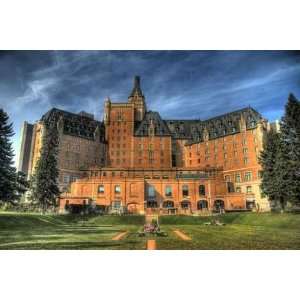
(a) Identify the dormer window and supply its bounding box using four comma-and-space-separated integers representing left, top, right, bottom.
149, 127, 154, 136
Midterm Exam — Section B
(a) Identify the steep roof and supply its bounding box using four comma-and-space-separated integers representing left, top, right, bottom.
129, 76, 144, 98
41, 108, 105, 142
165, 107, 263, 144
134, 111, 171, 136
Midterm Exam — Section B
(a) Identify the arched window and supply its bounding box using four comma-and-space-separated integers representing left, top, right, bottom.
199, 185, 205, 196
182, 185, 189, 197
165, 186, 172, 197
163, 201, 174, 208
214, 199, 225, 210
181, 200, 191, 209
197, 200, 208, 210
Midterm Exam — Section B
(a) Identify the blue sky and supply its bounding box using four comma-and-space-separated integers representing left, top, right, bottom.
0, 50, 299, 166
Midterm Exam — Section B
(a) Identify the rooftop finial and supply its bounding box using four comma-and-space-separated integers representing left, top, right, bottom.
129, 75, 143, 98
134, 76, 140, 88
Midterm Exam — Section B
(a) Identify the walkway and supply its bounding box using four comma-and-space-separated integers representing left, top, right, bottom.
112, 231, 128, 241
173, 230, 191, 241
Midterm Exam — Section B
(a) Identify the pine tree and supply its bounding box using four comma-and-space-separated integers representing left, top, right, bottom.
0, 108, 17, 203
14, 171, 29, 201
279, 93, 300, 206
33, 123, 60, 212
259, 128, 283, 207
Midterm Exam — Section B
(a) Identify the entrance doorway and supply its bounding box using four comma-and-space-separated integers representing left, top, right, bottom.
214, 199, 225, 212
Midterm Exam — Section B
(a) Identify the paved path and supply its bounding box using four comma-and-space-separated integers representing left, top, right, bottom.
173, 230, 191, 241
147, 239, 156, 250
112, 231, 128, 241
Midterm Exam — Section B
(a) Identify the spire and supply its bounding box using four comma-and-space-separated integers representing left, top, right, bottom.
129, 75, 143, 97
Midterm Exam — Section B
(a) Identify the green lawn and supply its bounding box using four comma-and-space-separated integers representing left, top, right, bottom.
0, 213, 145, 250
158, 213, 300, 249
0, 212, 299, 250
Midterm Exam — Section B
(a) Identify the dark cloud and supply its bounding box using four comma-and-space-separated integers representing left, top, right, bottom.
0, 50, 299, 164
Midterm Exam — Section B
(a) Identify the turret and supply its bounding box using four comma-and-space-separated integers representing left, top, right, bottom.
128, 76, 147, 121
104, 96, 111, 125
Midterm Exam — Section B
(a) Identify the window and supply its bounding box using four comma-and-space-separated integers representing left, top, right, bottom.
236, 186, 241, 193
245, 172, 252, 181
117, 111, 122, 121
227, 182, 235, 193
148, 185, 155, 198
112, 201, 121, 209
246, 186, 252, 193
244, 157, 248, 165
115, 185, 121, 194
235, 174, 241, 183
243, 148, 248, 154
197, 200, 208, 210
258, 171, 263, 178
165, 186, 172, 197
98, 185, 104, 193
182, 185, 189, 197
181, 201, 190, 209
224, 175, 230, 182
63, 175, 70, 184
199, 185, 205, 196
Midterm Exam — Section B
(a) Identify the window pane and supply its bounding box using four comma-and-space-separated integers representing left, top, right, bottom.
115, 185, 121, 193
182, 185, 189, 196
98, 185, 104, 193
165, 186, 172, 197
199, 185, 205, 195
148, 186, 155, 197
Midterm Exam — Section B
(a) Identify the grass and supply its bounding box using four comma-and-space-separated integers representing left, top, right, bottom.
0, 212, 299, 249
158, 213, 300, 249
0, 213, 145, 250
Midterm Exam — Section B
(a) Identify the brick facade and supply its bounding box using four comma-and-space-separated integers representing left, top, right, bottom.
20, 76, 271, 212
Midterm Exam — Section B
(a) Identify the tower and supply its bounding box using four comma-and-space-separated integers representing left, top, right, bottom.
128, 76, 147, 121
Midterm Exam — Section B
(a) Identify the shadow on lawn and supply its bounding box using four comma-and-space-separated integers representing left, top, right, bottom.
0, 240, 142, 250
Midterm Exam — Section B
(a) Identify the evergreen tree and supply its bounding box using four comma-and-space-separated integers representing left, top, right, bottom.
0, 108, 17, 203
279, 93, 300, 206
260, 93, 300, 210
33, 123, 60, 212
14, 171, 29, 201
259, 129, 283, 207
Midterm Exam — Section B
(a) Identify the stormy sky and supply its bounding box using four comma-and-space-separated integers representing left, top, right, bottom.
0, 50, 299, 166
